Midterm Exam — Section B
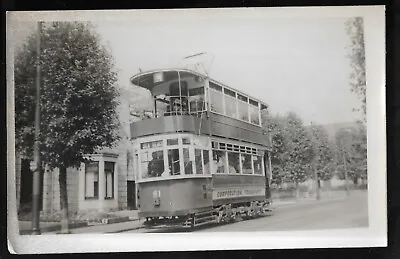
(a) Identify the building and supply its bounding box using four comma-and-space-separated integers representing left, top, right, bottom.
15, 87, 144, 215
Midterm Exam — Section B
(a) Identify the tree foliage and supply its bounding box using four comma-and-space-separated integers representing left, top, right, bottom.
283, 112, 315, 185
345, 17, 366, 118
263, 111, 315, 187
334, 124, 367, 183
15, 22, 121, 170
309, 124, 336, 181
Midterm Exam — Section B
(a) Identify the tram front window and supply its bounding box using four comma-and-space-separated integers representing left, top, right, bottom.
183, 148, 193, 174
141, 150, 164, 178
195, 149, 203, 175
168, 149, 181, 175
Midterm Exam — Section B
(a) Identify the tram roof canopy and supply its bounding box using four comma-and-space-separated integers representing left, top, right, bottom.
130, 68, 269, 109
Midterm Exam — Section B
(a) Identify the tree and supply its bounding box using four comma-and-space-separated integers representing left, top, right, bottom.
309, 124, 336, 182
283, 112, 315, 198
334, 125, 367, 185
15, 22, 121, 233
261, 111, 290, 188
345, 17, 366, 119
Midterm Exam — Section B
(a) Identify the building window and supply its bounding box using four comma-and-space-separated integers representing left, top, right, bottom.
141, 150, 164, 178
253, 155, 263, 175
241, 154, 253, 175
105, 161, 115, 199
228, 152, 240, 174
85, 162, 99, 199
183, 148, 193, 174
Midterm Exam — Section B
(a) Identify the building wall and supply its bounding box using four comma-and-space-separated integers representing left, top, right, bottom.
42, 166, 80, 215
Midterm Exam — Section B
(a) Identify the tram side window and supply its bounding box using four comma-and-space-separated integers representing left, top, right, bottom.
142, 150, 164, 178
238, 100, 250, 122
241, 154, 253, 175
249, 102, 260, 125
203, 150, 211, 174
253, 155, 263, 175
213, 150, 227, 174
183, 148, 193, 174
168, 149, 181, 175
209, 89, 224, 114
228, 152, 240, 174
225, 95, 238, 119
194, 149, 203, 175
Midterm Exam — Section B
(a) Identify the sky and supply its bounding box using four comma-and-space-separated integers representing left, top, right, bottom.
10, 11, 364, 125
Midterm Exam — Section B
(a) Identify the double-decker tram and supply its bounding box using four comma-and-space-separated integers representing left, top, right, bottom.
130, 68, 273, 228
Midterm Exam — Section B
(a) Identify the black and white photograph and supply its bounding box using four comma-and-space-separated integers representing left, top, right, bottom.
7, 6, 386, 253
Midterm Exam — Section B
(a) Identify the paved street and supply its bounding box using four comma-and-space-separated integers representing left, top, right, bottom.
38, 190, 367, 234
117, 190, 368, 233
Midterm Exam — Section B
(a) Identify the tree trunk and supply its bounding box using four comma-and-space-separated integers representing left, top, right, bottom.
59, 165, 70, 234
295, 181, 300, 200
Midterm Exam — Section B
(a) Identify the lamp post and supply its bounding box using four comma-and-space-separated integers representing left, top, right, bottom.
30, 21, 43, 235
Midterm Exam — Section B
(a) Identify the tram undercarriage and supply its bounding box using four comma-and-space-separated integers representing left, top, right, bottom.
143, 200, 272, 230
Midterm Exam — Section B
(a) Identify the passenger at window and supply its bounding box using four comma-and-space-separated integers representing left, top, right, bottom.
147, 152, 164, 177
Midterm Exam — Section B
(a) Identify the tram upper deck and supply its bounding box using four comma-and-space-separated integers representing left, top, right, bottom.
130, 69, 271, 147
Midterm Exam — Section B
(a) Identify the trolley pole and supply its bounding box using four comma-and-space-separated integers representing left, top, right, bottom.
31, 21, 43, 235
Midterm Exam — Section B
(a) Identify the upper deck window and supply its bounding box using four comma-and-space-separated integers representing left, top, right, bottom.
238, 99, 250, 122
224, 88, 236, 98
249, 99, 260, 125
209, 82, 222, 92
249, 98, 258, 107
209, 89, 224, 114
238, 94, 248, 102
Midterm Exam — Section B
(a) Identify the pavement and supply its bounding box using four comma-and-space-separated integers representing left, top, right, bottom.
19, 190, 355, 235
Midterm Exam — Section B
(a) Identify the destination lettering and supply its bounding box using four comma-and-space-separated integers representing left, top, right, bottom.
213, 188, 265, 200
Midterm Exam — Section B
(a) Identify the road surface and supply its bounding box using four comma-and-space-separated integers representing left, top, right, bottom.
120, 190, 368, 233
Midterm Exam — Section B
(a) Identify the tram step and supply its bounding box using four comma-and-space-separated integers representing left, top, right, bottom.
195, 219, 217, 227
195, 215, 216, 223
195, 211, 215, 217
